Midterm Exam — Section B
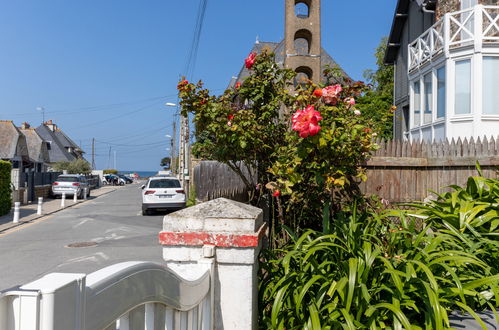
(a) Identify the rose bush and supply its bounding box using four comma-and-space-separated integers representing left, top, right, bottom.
178, 50, 392, 236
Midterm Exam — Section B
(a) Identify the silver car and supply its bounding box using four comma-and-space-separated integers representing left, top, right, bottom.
52, 174, 90, 199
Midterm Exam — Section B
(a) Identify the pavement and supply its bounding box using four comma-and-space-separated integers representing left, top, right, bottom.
0, 181, 166, 290
0, 185, 118, 233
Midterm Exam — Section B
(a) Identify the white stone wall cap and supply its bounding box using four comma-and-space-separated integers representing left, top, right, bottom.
163, 198, 263, 233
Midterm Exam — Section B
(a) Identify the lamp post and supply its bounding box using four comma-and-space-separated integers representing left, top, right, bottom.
36, 107, 45, 123
165, 102, 179, 178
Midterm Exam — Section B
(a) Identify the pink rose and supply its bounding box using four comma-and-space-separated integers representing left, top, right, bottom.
322, 85, 342, 105
292, 105, 323, 138
245, 52, 257, 69
344, 97, 355, 106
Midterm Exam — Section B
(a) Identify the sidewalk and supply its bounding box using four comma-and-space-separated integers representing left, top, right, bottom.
0, 185, 118, 233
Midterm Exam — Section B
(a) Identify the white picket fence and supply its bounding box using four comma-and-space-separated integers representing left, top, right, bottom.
0, 261, 213, 330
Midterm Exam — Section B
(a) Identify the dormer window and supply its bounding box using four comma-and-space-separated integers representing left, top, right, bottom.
46, 141, 52, 150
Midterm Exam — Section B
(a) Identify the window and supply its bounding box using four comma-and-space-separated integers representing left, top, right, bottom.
455, 59, 471, 114
295, 2, 309, 18
483, 57, 499, 114
413, 81, 421, 126
424, 73, 433, 123
46, 141, 52, 150
460, 0, 477, 9
437, 66, 446, 118
149, 179, 181, 189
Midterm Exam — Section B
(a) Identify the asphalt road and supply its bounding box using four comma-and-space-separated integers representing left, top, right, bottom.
0, 182, 166, 291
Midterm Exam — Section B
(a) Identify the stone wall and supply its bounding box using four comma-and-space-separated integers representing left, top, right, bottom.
436, 0, 461, 20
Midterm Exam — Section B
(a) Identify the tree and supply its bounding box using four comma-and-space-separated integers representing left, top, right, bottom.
53, 159, 92, 174
356, 37, 395, 139
160, 157, 171, 169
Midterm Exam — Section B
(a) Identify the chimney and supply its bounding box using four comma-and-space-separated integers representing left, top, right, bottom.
45, 120, 57, 132
21, 122, 30, 129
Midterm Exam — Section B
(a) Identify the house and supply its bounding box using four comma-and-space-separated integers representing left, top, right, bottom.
0, 121, 29, 169
18, 122, 50, 172
0, 120, 30, 190
230, 0, 349, 88
385, 0, 499, 141
35, 120, 84, 167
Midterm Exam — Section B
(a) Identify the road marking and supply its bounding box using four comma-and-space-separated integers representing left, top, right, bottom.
56, 252, 110, 267
73, 219, 90, 228
92, 233, 126, 243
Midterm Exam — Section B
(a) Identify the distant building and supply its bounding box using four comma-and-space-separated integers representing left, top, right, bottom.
35, 120, 85, 167
230, 0, 349, 88
0, 120, 29, 170
385, 0, 499, 141
19, 122, 50, 172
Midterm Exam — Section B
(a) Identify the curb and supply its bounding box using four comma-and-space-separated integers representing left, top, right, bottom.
0, 188, 117, 234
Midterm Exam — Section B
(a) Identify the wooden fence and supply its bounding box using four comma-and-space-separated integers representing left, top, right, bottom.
361, 136, 499, 202
193, 137, 499, 204
193, 160, 254, 202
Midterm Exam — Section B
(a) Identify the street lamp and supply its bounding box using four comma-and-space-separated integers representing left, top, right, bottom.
36, 107, 45, 123
165, 102, 176, 107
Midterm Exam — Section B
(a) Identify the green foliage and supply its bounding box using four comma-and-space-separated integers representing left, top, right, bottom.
178, 51, 392, 236
53, 159, 92, 174
0, 161, 12, 216
260, 199, 499, 328
103, 169, 118, 175
406, 168, 499, 274
160, 157, 171, 169
356, 37, 395, 140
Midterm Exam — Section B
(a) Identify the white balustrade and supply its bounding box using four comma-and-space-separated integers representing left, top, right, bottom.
0, 261, 213, 330
408, 5, 499, 71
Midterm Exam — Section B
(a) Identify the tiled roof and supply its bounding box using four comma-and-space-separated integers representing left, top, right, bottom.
19, 128, 50, 163
229, 40, 350, 88
0, 121, 29, 160
35, 124, 76, 163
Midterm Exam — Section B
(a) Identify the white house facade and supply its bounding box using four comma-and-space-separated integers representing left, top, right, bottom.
408, 3, 499, 141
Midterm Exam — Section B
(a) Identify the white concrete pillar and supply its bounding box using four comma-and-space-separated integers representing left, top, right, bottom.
73, 191, 78, 202
61, 193, 66, 208
37, 197, 43, 215
84, 188, 88, 200
159, 198, 265, 330
13, 202, 20, 223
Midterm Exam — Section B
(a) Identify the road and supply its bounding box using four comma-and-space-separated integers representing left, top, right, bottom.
0, 182, 166, 291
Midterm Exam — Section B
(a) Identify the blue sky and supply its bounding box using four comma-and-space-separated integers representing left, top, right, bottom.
0, 0, 397, 171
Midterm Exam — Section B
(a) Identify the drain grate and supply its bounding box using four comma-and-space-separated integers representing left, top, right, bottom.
65, 241, 98, 248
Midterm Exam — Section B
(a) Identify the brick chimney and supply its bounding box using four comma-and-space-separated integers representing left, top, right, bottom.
44, 120, 57, 132
21, 122, 30, 129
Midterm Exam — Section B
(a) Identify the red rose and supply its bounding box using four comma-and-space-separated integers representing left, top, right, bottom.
177, 80, 189, 90
272, 190, 281, 197
228, 114, 234, 120
313, 89, 323, 97
245, 52, 257, 69
235, 82, 241, 89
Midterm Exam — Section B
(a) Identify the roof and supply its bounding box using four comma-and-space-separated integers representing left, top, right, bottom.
35, 124, 76, 163
229, 40, 350, 88
19, 128, 50, 163
0, 121, 29, 160
384, 0, 436, 64
384, 0, 411, 65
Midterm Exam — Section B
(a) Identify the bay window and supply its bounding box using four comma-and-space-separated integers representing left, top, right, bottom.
437, 66, 446, 119
455, 59, 471, 114
423, 73, 433, 123
483, 57, 499, 115
413, 81, 421, 126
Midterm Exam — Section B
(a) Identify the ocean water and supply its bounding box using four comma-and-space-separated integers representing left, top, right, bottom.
119, 171, 158, 178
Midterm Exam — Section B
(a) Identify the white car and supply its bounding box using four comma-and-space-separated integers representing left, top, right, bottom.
141, 176, 186, 215
52, 174, 90, 199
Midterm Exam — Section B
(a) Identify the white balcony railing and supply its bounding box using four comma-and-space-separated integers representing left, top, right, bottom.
0, 261, 213, 330
409, 5, 499, 71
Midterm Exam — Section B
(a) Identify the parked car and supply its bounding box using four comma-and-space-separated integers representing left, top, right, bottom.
118, 174, 133, 184
51, 174, 90, 199
103, 174, 126, 186
141, 176, 186, 215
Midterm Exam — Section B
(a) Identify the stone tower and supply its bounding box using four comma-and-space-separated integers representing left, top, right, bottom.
284, 0, 322, 84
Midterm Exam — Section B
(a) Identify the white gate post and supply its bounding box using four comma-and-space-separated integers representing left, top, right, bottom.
160, 198, 266, 330
37, 197, 43, 215
13, 202, 20, 223
74, 192, 78, 202
61, 193, 66, 208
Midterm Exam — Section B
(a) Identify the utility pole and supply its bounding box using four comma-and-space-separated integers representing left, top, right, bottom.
178, 112, 190, 197
107, 147, 111, 169
178, 116, 185, 184
171, 121, 176, 174
114, 151, 117, 170
91, 138, 95, 170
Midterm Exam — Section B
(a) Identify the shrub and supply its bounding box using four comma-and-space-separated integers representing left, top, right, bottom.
53, 159, 92, 174
0, 161, 12, 216
259, 202, 499, 328
103, 169, 118, 175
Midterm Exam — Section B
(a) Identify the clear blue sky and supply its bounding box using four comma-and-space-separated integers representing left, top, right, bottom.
0, 0, 397, 171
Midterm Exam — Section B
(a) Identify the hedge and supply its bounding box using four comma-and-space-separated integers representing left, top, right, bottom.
0, 161, 12, 216
103, 169, 118, 174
